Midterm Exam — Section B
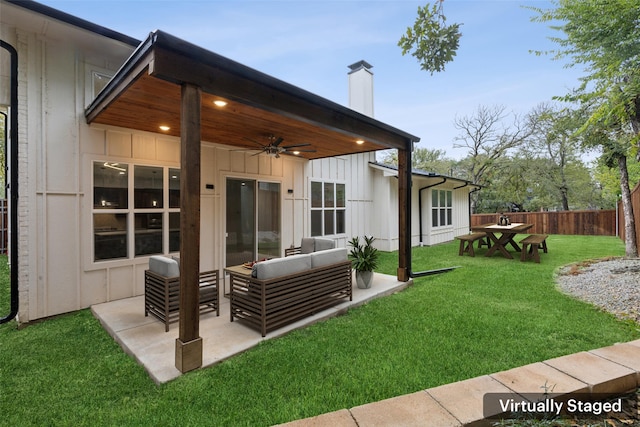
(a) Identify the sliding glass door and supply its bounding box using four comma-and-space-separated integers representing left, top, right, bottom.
225, 178, 280, 266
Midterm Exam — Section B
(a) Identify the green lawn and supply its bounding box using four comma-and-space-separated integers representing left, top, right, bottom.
0, 236, 638, 426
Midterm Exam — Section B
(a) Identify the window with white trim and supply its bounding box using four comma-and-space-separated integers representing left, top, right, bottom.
431, 189, 452, 227
93, 161, 180, 261
310, 181, 346, 236
84, 65, 114, 107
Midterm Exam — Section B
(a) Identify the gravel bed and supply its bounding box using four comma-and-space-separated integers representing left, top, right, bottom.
556, 257, 640, 324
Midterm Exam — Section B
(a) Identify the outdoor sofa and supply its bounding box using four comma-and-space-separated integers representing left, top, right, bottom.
144, 255, 219, 332
229, 238, 353, 336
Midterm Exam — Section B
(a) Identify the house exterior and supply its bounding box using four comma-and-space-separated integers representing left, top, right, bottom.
1, 0, 476, 330
370, 163, 479, 251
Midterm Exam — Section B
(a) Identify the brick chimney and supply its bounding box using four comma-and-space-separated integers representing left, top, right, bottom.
348, 60, 374, 118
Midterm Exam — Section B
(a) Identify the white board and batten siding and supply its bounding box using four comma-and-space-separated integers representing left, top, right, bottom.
8, 22, 133, 322
370, 165, 474, 251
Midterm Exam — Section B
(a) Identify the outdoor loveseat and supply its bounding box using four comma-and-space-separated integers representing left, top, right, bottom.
229, 238, 353, 336
144, 256, 220, 332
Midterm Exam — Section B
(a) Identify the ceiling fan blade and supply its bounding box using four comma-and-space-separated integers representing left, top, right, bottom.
282, 143, 311, 149
287, 149, 316, 153
272, 137, 284, 147
243, 137, 266, 149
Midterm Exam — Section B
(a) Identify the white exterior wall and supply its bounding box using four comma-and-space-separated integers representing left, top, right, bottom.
1, 13, 134, 322
371, 167, 472, 251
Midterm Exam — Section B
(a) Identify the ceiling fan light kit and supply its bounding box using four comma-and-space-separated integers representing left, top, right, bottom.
240, 134, 317, 158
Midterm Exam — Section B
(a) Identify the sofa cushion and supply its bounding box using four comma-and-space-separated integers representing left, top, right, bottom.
252, 254, 312, 280
313, 238, 335, 251
310, 247, 347, 269
149, 255, 180, 278
300, 237, 315, 254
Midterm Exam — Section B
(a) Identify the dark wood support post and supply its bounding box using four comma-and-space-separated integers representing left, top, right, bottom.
175, 83, 203, 373
397, 143, 412, 282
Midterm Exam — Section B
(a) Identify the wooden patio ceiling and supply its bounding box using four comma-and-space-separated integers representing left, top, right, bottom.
85, 31, 419, 160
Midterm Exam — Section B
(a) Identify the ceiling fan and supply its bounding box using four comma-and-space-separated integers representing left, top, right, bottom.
241, 135, 316, 158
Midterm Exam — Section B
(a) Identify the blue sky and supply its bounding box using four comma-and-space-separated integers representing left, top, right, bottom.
40, 0, 584, 159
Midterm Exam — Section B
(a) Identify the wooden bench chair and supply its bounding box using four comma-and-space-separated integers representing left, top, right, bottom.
520, 234, 548, 263
456, 232, 490, 257
144, 270, 219, 332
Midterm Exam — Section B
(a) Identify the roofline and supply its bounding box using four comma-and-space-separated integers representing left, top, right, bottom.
369, 162, 483, 188
6, 0, 140, 47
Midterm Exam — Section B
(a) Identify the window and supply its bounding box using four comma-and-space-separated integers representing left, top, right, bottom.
85, 67, 113, 107
431, 189, 452, 228
93, 161, 180, 261
311, 181, 345, 236
92, 71, 111, 97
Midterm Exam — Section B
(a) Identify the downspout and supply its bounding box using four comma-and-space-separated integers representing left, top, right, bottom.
402, 159, 458, 278
468, 186, 482, 229
418, 177, 446, 246
0, 40, 19, 324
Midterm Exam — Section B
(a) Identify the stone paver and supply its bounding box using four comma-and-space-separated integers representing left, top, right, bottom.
427, 375, 513, 425
490, 361, 589, 395
275, 409, 357, 427
349, 391, 461, 427
590, 342, 640, 385
544, 351, 637, 395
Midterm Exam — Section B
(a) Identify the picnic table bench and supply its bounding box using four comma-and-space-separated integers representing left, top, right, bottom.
519, 234, 548, 263
456, 232, 490, 257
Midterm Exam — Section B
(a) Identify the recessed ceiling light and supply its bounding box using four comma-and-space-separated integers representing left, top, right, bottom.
292, 151, 300, 155
356, 139, 365, 145
159, 125, 170, 131
213, 100, 228, 107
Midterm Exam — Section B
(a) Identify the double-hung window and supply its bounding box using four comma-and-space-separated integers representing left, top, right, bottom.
431, 189, 452, 227
310, 181, 345, 236
93, 161, 180, 261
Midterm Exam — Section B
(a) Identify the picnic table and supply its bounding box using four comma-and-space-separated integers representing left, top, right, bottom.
471, 223, 534, 259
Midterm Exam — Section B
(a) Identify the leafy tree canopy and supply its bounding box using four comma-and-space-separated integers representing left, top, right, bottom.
529, 0, 640, 160
398, 0, 462, 75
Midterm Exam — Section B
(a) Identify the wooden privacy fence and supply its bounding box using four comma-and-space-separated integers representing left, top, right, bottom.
471, 210, 617, 236
618, 181, 640, 245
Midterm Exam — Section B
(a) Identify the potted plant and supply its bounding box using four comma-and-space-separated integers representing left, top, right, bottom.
348, 235, 379, 289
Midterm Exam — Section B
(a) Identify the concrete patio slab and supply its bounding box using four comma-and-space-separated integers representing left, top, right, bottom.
91, 272, 411, 383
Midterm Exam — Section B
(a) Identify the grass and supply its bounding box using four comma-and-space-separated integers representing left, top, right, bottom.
0, 235, 639, 426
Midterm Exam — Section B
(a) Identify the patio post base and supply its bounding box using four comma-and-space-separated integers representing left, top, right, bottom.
175, 336, 202, 373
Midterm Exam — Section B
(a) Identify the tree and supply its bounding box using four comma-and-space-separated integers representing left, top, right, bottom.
452, 105, 537, 212
381, 147, 455, 175
594, 147, 640, 208
530, 0, 639, 257
525, 104, 597, 211
398, 0, 462, 75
